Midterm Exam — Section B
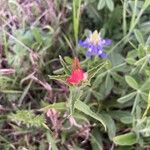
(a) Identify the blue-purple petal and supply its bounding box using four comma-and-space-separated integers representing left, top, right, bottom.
104, 39, 112, 46
100, 52, 107, 58
79, 40, 90, 49
86, 50, 92, 58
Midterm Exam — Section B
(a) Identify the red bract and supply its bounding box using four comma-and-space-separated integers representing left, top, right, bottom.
66, 69, 84, 84
66, 58, 85, 84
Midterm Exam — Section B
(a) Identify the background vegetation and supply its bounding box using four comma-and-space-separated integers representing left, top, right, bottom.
0, 0, 150, 149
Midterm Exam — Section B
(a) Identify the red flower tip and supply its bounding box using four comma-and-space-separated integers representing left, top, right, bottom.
72, 57, 81, 71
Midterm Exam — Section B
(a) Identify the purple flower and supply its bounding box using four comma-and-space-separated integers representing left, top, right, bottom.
79, 30, 112, 58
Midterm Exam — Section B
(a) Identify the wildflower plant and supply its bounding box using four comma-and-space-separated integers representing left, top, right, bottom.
49, 55, 107, 118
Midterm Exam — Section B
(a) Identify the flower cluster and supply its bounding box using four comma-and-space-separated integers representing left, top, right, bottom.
66, 30, 112, 84
66, 57, 86, 84
79, 30, 112, 58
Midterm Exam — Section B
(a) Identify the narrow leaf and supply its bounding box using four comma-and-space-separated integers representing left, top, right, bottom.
75, 100, 106, 130
46, 131, 58, 150
134, 29, 144, 45
101, 113, 116, 140
117, 92, 136, 103
125, 75, 138, 90
59, 55, 71, 75
91, 129, 103, 150
40, 102, 66, 112
120, 116, 133, 124
113, 132, 137, 146
106, 0, 114, 11
143, 91, 150, 117
97, 0, 106, 10
88, 62, 106, 83
48, 75, 67, 83
141, 80, 150, 91
105, 73, 113, 95
143, 0, 150, 9
149, 91, 150, 105
69, 87, 82, 114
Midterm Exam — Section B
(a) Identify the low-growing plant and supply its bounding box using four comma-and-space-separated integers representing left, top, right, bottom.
0, 0, 150, 149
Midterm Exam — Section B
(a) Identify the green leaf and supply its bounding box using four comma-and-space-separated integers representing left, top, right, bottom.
134, 29, 144, 45
109, 53, 125, 67
117, 92, 136, 103
140, 92, 148, 101
125, 75, 139, 90
120, 116, 133, 124
126, 58, 136, 65
132, 93, 141, 114
97, 0, 106, 10
59, 55, 71, 75
143, 91, 150, 117
92, 73, 106, 89
91, 129, 103, 150
0, 90, 22, 94
143, 0, 150, 9
140, 118, 150, 137
46, 131, 58, 150
18, 80, 32, 106
39, 140, 46, 150
92, 90, 103, 100
141, 80, 150, 91
105, 73, 113, 95
75, 100, 106, 130
106, 0, 114, 12
40, 102, 66, 112
72, 0, 81, 44
92, 73, 105, 89
146, 36, 150, 46
68, 87, 83, 114
87, 62, 106, 83
111, 72, 124, 83
149, 92, 150, 105
109, 110, 132, 123
113, 132, 137, 146
48, 75, 67, 83
101, 113, 116, 140
31, 27, 42, 44
64, 56, 72, 65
